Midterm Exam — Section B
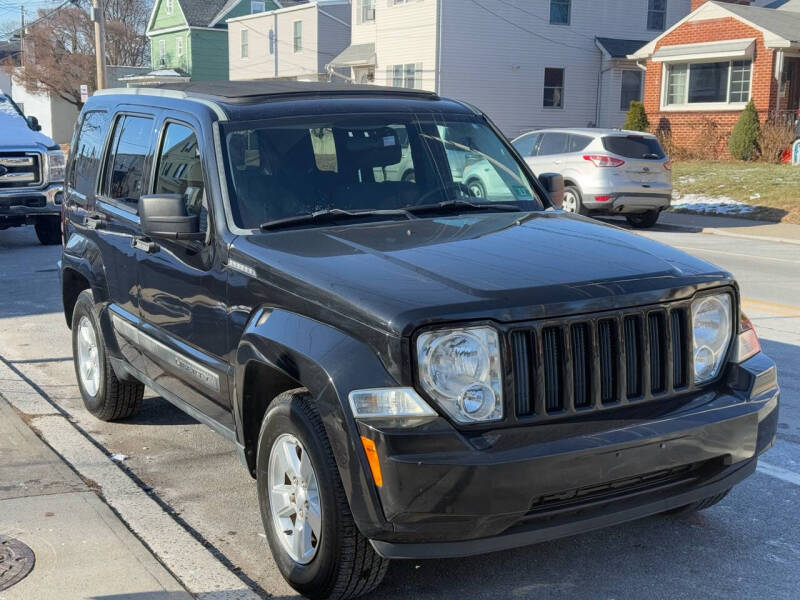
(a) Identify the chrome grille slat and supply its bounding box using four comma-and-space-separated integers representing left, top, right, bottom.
0, 152, 41, 189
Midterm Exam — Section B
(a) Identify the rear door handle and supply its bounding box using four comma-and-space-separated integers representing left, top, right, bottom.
132, 236, 159, 254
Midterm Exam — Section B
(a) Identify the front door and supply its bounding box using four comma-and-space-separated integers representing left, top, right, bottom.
134, 117, 233, 430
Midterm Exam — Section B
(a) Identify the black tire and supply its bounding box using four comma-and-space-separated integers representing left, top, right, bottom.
257, 390, 388, 600
401, 170, 415, 183
71, 290, 144, 421
466, 178, 487, 199
625, 210, 660, 229
35, 216, 61, 245
563, 185, 587, 216
664, 489, 730, 516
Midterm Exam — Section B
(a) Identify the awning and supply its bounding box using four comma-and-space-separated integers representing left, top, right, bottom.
652, 38, 756, 62
328, 43, 376, 67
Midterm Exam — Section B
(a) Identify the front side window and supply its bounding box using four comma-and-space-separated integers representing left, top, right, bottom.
550, 0, 570, 25
648, 0, 666, 31
358, 0, 375, 23
293, 21, 302, 52
71, 111, 107, 200
664, 60, 751, 106
102, 115, 154, 209
543, 68, 564, 108
221, 113, 542, 230
241, 29, 249, 58
620, 69, 643, 111
155, 123, 207, 232
512, 133, 539, 157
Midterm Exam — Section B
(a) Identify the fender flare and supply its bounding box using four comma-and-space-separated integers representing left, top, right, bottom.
235, 308, 398, 538
61, 231, 112, 322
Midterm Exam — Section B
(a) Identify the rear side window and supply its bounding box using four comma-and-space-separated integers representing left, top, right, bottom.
71, 111, 107, 201
602, 135, 665, 159
537, 132, 569, 156
155, 122, 207, 233
102, 115, 154, 209
567, 134, 592, 153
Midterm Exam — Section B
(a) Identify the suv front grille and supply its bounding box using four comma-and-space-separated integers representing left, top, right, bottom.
0, 153, 41, 189
511, 302, 693, 420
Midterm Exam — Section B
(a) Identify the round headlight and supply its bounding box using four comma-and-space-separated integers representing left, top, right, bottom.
691, 294, 732, 383
427, 332, 489, 397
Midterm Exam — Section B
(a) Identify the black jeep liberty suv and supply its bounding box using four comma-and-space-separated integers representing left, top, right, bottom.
60, 82, 779, 599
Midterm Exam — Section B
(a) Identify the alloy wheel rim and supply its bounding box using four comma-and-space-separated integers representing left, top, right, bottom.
468, 182, 484, 198
268, 433, 322, 564
76, 316, 100, 397
562, 191, 578, 213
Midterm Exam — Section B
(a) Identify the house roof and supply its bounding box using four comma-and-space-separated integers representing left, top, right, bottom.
328, 43, 376, 67
176, 0, 232, 27
595, 38, 649, 59
764, 0, 800, 10
720, 2, 800, 42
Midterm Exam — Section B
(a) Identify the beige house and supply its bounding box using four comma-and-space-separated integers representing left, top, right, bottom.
227, 0, 351, 81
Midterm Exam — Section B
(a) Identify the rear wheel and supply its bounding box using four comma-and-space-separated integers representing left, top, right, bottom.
562, 185, 586, 215
71, 290, 144, 421
625, 210, 660, 229
257, 390, 388, 599
664, 490, 730, 516
35, 216, 61, 245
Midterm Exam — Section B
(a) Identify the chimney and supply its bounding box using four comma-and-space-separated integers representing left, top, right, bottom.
691, 0, 752, 10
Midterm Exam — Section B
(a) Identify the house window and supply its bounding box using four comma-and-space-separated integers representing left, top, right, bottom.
620, 69, 643, 111
389, 63, 420, 88
647, 0, 666, 31
251, 1, 266, 13
543, 67, 564, 108
664, 60, 752, 107
158, 39, 166, 62
293, 20, 302, 53
550, 0, 570, 25
166, 0, 173, 16
392, 0, 411, 5
176, 36, 184, 58
358, 0, 375, 24
241, 29, 249, 59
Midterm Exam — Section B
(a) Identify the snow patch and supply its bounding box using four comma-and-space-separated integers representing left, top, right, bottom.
110, 453, 129, 462
670, 194, 758, 215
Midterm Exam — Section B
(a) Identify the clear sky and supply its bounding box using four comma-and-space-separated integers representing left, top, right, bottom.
0, 1, 72, 37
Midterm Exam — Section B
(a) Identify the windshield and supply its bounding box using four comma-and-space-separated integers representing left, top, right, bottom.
220, 113, 543, 230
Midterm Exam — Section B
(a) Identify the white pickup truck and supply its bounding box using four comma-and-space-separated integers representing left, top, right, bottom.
0, 92, 65, 244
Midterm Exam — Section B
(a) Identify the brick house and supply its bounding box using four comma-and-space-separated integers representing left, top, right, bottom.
631, 0, 800, 157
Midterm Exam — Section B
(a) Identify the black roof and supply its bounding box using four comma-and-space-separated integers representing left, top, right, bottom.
596, 37, 649, 58
152, 80, 439, 103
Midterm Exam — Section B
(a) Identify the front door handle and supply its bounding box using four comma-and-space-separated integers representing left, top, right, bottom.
84, 214, 104, 230
132, 236, 159, 254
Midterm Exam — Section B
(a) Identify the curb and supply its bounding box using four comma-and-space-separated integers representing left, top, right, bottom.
660, 222, 800, 246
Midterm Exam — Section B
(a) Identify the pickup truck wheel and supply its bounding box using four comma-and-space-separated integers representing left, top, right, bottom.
664, 489, 730, 516
625, 210, 660, 229
257, 390, 388, 600
34, 216, 61, 245
71, 290, 144, 421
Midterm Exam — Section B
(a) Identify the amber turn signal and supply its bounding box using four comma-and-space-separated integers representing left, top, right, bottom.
360, 436, 383, 487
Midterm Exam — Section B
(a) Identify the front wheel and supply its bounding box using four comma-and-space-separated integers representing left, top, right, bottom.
35, 216, 61, 245
562, 185, 586, 215
625, 210, 660, 229
466, 178, 487, 199
257, 390, 388, 599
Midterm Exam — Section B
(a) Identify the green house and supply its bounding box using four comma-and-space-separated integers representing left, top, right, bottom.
145, 0, 280, 82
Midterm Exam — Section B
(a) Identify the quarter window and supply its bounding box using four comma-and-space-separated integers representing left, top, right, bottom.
550, 0, 570, 25
543, 68, 564, 108
293, 21, 302, 52
647, 0, 666, 31
155, 123, 207, 232
71, 111, 106, 200
664, 60, 751, 106
620, 69, 643, 111
102, 115, 154, 209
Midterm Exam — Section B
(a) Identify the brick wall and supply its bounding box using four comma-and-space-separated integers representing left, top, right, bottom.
643, 16, 776, 158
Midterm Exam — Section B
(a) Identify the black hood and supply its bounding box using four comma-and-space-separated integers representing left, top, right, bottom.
236, 212, 731, 336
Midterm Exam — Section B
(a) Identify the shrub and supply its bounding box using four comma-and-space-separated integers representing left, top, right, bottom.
624, 101, 650, 132
758, 120, 795, 163
728, 100, 761, 160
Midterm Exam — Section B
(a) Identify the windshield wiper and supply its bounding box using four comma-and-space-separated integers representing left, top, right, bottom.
259, 208, 413, 231
406, 199, 524, 216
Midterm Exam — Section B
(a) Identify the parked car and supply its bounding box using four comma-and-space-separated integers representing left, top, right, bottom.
0, 92, 65, 244
511, 128, 672, 228
61, 82, 778, 600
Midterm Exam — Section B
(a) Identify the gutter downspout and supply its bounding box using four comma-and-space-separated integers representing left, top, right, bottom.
775, 49, 784, 115
436, 0, 443, 94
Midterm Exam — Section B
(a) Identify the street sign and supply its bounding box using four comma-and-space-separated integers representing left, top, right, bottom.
80, 84, 89, 103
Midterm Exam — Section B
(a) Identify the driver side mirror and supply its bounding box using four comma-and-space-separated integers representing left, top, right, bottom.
27, 115, 41, 131
538, 173, 564, 209
139, 194, 204, 241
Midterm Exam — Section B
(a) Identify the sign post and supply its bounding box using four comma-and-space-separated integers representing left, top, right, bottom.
80, 84, 89, 104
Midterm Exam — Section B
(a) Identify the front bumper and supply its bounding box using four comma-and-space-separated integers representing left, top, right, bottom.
358, 353, 778, 559
0, 183, 63, 222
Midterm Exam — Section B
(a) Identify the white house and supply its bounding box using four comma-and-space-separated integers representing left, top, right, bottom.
330, 0, 693, 136
227, 0, 351, 82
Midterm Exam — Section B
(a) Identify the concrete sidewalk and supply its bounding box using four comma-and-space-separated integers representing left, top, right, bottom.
604, 212, 800, 245
0, 397, 192, 600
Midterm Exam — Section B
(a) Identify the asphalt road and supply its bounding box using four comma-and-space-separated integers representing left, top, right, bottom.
0, 221, 798, 600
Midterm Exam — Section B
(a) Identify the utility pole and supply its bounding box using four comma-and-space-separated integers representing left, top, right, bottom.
19, 6, 24, 68
91, 0, 107, 90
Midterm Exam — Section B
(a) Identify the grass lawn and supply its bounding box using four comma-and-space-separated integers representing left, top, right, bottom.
672, 161, 800, 223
